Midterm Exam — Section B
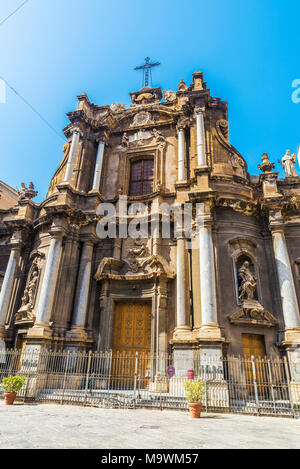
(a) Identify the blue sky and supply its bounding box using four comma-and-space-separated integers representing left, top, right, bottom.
0, 0, 299, 202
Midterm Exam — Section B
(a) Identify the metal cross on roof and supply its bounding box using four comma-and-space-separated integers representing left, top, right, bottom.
134, 57, 161, 87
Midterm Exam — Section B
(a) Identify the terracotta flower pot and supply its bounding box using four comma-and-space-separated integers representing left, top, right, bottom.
188, 402, 202, 418
4, 392, 17, 405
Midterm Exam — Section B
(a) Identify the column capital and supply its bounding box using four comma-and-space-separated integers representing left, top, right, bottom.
95, 135, 107, 144
196, 202, 214, 225
48, 225, 67, 240
81, 237, 97, 248
176, 118, 190, 132
176, 123, 185, 133
48, 230, 65, 240
194, 106, 206, 116
69, 126, 83, 137
269, 210, 285, 234
269, 222, 285, 235
9, 231, 24, 250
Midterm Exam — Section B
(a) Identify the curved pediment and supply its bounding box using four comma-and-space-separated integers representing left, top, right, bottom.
94, 254, 175, 281
115, 106, 179, 131
94, 257, 124, 280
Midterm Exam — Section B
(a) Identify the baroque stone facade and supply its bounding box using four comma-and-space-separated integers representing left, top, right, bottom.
0, 71, 300, 371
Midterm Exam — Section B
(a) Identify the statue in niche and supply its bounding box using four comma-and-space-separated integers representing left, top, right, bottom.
15, 267, 39, 322
281, 150, 298, 178
229, 254, 277, 326
23, 270, 39, 308
238, 260, 257, 301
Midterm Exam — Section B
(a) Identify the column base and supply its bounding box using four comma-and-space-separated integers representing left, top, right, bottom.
196, 323, 224, 342
172, 326, 194, 342
195, 165, 209, 172
88, 188, 101, 195
175, 180, 189, 188
282, 327, 300, 346
66, 326, 88, 341
27, 322, 52, 339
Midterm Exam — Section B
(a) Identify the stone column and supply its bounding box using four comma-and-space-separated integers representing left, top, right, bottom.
33, 233, 63, 334
68, 240, 94, 339
196, 108, 207, 167
177, 125, 185, 181
92, 138, 105, 191
271, 225, 300, 331
53, 234, 80, 335
197, 204, 221, 339
175, 236, 190, 332
64, 129, 80, 182
0, 234, 22, 338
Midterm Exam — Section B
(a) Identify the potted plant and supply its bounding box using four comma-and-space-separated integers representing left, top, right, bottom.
184, 379, 205, 418
1, 375, 26, 405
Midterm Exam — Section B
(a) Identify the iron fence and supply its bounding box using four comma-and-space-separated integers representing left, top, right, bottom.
0, 348, 299, 417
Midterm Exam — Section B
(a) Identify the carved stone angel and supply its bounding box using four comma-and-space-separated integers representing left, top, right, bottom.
128, 239, 146, 258
152, 128, 165, 145
122, 132, 129, 147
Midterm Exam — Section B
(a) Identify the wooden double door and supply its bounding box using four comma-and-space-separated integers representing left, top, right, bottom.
111, 301, 152, 389
242, 333, 267, 397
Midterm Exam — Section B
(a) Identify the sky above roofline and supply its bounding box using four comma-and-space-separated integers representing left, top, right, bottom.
0, 0, 299, 202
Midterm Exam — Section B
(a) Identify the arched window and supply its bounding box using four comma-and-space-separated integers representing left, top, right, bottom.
129, 159, 154, 196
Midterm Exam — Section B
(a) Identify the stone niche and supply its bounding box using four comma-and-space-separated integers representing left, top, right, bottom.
228, 238, 277, 328
15, 251, 45, 327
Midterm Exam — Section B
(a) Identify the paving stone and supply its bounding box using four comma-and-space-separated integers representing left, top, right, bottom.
0, 403, 299, 449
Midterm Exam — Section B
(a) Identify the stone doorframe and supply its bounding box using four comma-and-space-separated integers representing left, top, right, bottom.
97, 275, 169, 357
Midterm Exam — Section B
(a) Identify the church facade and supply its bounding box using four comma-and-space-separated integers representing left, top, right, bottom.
0, 71, 300, 370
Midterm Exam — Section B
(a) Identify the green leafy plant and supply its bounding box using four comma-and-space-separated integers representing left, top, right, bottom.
184, 380, 205, 403
1, 375, 26, 393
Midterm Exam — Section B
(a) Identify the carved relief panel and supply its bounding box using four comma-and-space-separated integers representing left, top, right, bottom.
122, 237, 150, 273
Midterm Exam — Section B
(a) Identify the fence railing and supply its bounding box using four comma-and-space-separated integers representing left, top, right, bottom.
0, 349, 299, 417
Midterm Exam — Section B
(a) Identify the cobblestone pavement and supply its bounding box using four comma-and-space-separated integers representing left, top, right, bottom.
0, 403, 299, 449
